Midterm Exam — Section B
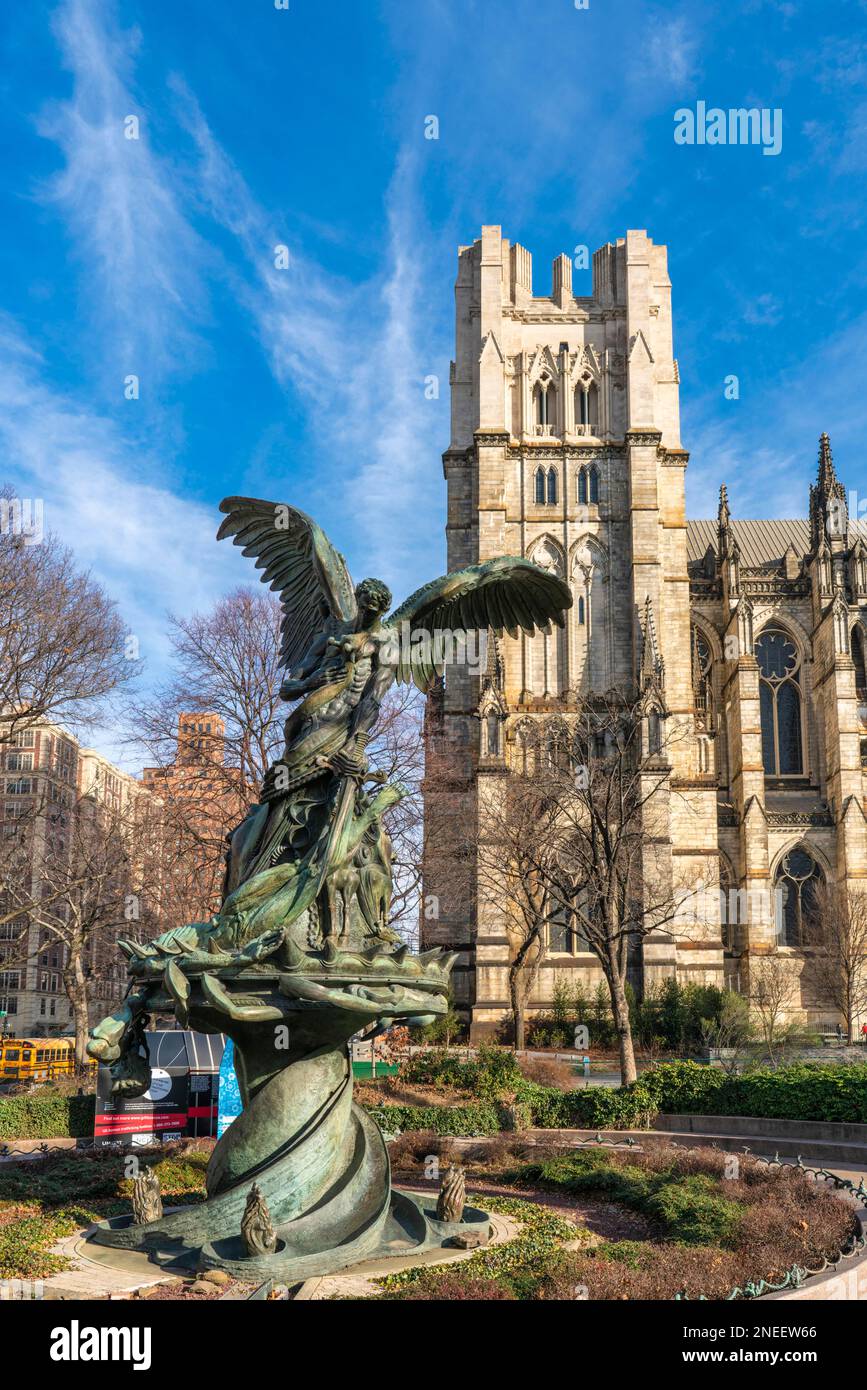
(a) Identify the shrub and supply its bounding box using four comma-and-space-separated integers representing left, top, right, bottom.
642, 1059, 867, 1124
368, 1102, 500, 1137
0, 1093, 95, 1139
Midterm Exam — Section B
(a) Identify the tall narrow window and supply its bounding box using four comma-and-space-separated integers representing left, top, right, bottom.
547, 904, 572, 954
578, 469, 588, 504
577, 595, 585, 625
774, 847, 822, 946
535, 467, 545, 504
547, 468, 558, 504
692, 627, 713, 729
588, 466, 599, 504
756, 628, 804, 776
648, 711, 662, 755
486, 712, 500, 756
853, 626, 867, 698
587, 381, 598, 433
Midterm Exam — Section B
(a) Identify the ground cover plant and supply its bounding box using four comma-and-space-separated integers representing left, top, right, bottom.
0, 1144, 208, 1279
383, 1138, 859, 1301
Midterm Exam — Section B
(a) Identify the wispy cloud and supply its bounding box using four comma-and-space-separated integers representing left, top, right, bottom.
0, 316, 240, 688
36, 0, 209, 382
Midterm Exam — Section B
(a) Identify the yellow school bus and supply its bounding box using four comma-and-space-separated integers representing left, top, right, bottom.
0, 1036, 96, 1083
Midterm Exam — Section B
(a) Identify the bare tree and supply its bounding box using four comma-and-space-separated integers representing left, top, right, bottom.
366, 684, 425, 939
749, 952, 799, 1065
805, 882, 867, 1043
30, 789, 162, 1068
472, 691, 696, 1082
0, 521, 134, 747
126, 588, 283, 925
474, 774, 563, 1050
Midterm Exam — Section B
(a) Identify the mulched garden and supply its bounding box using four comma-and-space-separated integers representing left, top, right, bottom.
383, 1133, 861, 1300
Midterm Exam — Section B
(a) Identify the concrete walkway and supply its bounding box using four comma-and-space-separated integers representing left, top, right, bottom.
41, 1227, 178, 1301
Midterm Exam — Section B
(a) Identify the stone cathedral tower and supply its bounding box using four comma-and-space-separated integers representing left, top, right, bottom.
422, 226, 725, 1037
423, 224, 867, 1043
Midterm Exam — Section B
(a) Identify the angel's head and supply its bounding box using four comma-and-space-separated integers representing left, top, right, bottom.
355, 577, 392, 624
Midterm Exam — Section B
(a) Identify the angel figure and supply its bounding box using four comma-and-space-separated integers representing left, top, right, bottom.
215, 498, 571, 945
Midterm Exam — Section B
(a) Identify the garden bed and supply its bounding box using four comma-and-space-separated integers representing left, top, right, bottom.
381, 1135, 861, 1301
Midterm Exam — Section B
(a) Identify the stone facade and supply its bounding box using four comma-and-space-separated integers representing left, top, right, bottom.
421, 224, 867, 1040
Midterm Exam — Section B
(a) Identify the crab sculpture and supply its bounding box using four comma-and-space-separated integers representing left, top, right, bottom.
86, 496, 571, 1279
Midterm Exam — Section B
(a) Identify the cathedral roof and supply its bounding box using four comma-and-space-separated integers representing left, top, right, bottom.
688, 516, 867, 576
687, 518, 810, 573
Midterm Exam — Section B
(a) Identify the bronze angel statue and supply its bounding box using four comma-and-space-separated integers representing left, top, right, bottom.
85, 497, 571, 1280
89, 497, 570, 1054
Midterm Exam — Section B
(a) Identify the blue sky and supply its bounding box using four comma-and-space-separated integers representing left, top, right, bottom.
1, 0, 865, 765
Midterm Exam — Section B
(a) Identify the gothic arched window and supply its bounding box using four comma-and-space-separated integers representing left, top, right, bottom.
647, 710, 662, 755
515, 724, 539, 776
578, 469, 588, 504
853, 626, 867, 698
485, 712, 500, 756
719, 861, 735, 952
547, 468, 558, 505
577, 595, 585, 625
756, 627, 804, 776
774, 847, 822, 947
536, 377, 549, 426
588, 466, 599, 504
535, 467, 545, 504
692, 626, 713, 729
547, 903, 572, 954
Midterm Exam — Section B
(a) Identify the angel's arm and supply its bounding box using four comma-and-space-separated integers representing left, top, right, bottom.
279, 632, 337, 700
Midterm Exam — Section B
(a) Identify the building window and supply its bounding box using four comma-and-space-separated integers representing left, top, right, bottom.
774, 847, 822, 947
547, 905, 571, 954
535, 376, 552, 427
648, 711, 662, 755
485, 713, 500, 756
853, 626, 867, 699
546, 468, 558, 505
577, 466, 599, 505
756, 628, 804, 776
577, 596, 585, 625
576, 377, 598, 432
692, 627, 713, 729
535, 467, 545, 504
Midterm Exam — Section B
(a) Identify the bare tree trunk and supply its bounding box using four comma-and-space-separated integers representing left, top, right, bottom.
509, 965, 526, 1051
64, 954, 90, 1073
607, 964, 637, 1086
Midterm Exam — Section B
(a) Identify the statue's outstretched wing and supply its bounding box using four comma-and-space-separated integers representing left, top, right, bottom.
217, 498, 356, 668
385, 556, 572, 691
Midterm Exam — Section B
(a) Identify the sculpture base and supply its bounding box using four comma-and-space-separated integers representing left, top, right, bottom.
86, 1188, 490, 1284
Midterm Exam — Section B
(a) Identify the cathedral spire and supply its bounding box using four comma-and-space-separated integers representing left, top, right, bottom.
717, 483, 732, 556
810, 431, 847, 551
639, 595, 665, 692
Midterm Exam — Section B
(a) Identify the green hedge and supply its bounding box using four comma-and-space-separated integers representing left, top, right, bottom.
641, 1059, 867, 1124
368, 1102, 501, 1136
0, 1093, 95, 1140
